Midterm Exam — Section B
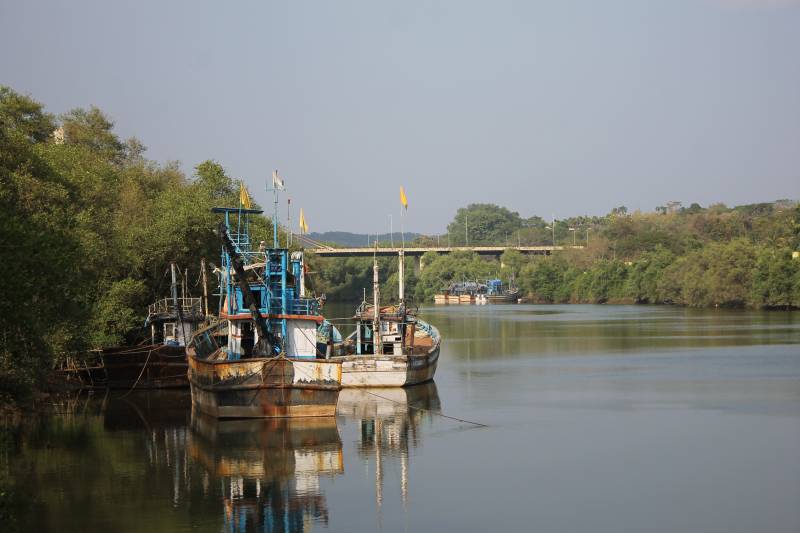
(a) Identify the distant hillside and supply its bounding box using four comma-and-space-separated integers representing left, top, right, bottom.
306, 231, 421, 247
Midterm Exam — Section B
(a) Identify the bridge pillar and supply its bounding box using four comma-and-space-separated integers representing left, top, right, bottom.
413, 255, 424, 275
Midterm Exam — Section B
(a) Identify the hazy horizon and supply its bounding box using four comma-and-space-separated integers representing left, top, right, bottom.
2, 0, 798, 233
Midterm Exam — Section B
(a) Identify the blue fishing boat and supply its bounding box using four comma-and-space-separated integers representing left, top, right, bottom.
186, 194, 342, 418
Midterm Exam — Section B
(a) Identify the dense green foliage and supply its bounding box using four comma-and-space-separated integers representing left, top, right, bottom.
0, 87, 278, 402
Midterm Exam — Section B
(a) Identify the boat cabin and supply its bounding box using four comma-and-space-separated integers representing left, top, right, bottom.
145, 297, 204, 346
196, 207, 326, 361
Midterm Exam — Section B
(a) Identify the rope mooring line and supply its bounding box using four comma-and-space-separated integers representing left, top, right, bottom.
358, 386, 487, 428
292, 326, 487, 429
117, 348, 154, 399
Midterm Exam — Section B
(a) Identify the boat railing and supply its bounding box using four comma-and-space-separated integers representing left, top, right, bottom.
229, 232, 251, 250
264, 297, 321, 316
147, 297, 202, 317
414, 318, 439, 340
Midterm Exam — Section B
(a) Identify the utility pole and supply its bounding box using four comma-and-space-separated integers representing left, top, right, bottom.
389, 214, 394, 248
465, 213, 469, 246
552, 215, 556, 247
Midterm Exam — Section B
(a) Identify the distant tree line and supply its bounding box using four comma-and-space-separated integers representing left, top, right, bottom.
310, 202, 800, 308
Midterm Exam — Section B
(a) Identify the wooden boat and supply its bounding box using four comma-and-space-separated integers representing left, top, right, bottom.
433, 294, 447, 304
99, 289, 204, 388
329, 254, 440, 387
59, 270, 205, 390
187, 205, 341, 418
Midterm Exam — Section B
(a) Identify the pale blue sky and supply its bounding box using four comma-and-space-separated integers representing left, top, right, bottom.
2, 0, 798, 233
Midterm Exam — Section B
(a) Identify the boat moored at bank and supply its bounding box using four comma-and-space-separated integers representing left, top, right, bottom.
187, 197, 341, 418
328, 252, 440, 387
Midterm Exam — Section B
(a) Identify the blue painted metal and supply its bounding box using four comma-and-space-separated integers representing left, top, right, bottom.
213, 203, 319, 359
487, 279, 503, 295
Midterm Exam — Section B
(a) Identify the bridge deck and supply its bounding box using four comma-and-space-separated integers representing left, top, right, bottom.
308, 245, 581, 257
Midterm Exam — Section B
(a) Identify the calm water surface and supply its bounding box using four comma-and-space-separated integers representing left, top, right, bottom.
5, 305, 800, 532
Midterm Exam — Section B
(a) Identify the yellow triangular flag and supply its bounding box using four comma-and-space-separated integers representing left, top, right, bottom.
299, 208, 309, 234
239, 182, 252, 209
400, 186, 408, 210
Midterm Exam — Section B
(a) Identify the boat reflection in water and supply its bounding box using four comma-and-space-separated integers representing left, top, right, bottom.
337, 381, 441, 510
188, 411, 343, 532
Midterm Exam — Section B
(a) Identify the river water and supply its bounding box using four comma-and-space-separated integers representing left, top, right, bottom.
4, 305, 799, 532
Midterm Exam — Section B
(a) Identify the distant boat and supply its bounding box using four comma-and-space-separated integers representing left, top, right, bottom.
434, 278, 519, 304
485, 278, 520, 303
327, 253, 441, 387
186, 205, 341, 418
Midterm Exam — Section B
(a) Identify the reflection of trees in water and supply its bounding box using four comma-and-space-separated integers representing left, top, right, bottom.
337, 381, 441, 510
434, 307, 798, 358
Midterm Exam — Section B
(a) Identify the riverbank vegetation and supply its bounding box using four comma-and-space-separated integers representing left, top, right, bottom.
0, 87, 274, 402
2, 86, 798, 403
310, 203, 800, 308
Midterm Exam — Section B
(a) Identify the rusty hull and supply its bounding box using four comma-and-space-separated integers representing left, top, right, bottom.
187, 351, 342, 419
101, 344, 188, 389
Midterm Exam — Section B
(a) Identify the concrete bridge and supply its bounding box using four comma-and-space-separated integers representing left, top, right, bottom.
306, 245, 582, 272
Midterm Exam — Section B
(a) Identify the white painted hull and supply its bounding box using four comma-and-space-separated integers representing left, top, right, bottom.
334, 345, 439, 388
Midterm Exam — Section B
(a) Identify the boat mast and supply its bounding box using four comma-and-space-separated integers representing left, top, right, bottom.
398, 249, 405, 304
272, 171, 280, 249
201, 257, 209, 320
170, 262, 179, 309
373, 254, 382, 355
170, 262, 186, 344
269, 170, 288, 351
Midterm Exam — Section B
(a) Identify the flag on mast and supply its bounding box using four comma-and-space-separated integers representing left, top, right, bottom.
239, 182, 252, 209
272, 170, 285, 190
399, 186, 408, 210
299, 208, 309, 234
